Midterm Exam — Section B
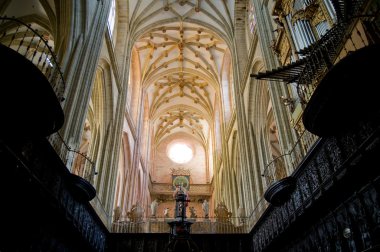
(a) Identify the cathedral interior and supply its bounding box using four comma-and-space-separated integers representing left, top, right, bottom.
1, 0, 380, 251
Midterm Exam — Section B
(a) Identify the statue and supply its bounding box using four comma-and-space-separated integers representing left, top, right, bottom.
202, 199, 209, 218
113, 206, 121, 222
150, 199, 159, 217
238, 205, 245, 224
164, 207, 170, 218
189, 206, 197, 218
126, 202, 144, 222
214, 202, 232, 223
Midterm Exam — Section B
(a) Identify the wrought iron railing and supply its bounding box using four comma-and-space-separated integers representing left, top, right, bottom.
262, 129, 319, 185
0, 16, 66, 101
53, 132, 98, 184
70, 150, 98, 183
112, 216, 250, 234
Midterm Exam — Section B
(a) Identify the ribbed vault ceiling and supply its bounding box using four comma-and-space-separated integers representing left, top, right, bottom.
130, 0, 234, 148
125, 0, 237, 187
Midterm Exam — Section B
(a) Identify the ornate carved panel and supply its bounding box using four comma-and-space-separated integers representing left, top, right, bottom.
250, 114, 380, 251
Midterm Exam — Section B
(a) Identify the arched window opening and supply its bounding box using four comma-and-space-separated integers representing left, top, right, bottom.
167, 142, 194, 164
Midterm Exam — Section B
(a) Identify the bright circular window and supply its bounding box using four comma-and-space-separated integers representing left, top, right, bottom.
167, 142, 193, 164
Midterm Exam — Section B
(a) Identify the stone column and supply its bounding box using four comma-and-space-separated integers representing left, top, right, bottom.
251, 0, 298, 173
55, 0, 112, 163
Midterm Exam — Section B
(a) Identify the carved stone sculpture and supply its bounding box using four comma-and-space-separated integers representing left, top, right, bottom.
113, 206, 121, 222
126, 203, 144, 222
164, 207, 170, 218
189, 206, 197, 218
238, 205, 245, 224
202, 199, 209, 218
214, 202, 232, 223
150, 199, 159, 217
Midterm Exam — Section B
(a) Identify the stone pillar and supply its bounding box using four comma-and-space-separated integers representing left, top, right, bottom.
56, 0, 112, 163
251, 0, 298, 173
